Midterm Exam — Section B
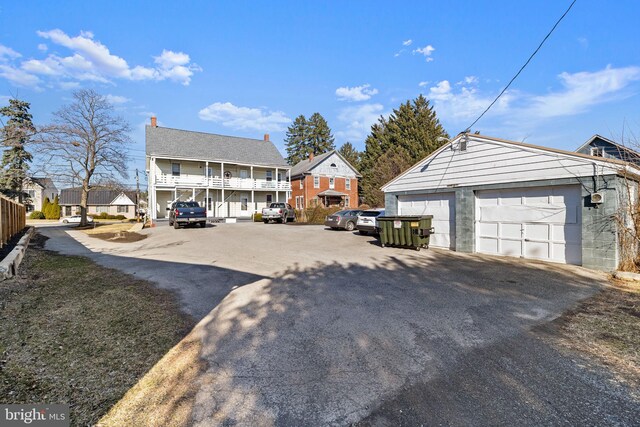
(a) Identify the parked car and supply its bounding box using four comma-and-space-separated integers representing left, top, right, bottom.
59, 215, 93, 224
262, 202, 295, 224
356, 209, 385, 235
168, 201, 207, 229
324, 209, 362, 231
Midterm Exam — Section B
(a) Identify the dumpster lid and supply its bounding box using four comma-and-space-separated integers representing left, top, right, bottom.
378, 215, 434, 220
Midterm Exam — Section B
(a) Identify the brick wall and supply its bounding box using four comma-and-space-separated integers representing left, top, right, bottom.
289, 175, 359, 208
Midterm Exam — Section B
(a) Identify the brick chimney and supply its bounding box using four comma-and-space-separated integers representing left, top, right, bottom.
309, 152, 314, 162
150, 116, 157, 127
264, 134, 270, 141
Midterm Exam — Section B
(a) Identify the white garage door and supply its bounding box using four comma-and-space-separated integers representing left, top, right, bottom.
398, 193, 455, 249
476, 186, 582, 264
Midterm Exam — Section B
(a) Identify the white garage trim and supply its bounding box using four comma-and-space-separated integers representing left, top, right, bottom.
398, 192, 455, 249
475, 185, 582, 265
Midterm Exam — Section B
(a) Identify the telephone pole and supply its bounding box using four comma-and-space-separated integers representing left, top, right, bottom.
136, 169, 140, 223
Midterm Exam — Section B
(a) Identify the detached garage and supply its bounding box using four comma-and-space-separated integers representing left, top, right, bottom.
382, 134, 640, 271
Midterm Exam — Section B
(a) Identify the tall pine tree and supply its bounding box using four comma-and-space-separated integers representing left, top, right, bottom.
360, 95, 448, 206
285, 115, 309, 165
284, 113, 336, 165
0, 98, 34, 202
338, 142, 361, 170
307, 112, 335, 156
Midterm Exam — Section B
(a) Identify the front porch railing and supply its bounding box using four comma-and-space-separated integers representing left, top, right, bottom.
155, 174, 291, 190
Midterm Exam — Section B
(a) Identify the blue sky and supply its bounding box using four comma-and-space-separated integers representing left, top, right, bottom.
1, 0, 639, 188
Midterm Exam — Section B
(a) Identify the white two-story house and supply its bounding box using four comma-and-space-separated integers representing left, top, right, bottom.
146, 117, 291, 220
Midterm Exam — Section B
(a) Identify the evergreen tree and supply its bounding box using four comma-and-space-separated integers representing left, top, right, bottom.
42, 196, 51, 218
360, 95, 448, 206
285, 115, 309, 165
338, 142, 361, 170
306, 112, 335, 156
0, 98, 35, 202
46, 195, 61, 219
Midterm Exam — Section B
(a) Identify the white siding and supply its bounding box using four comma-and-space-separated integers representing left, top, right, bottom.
398, 193, 455, 249
314, 153, 358, 177
476, 186, 582, 264
384, 137, 618, 193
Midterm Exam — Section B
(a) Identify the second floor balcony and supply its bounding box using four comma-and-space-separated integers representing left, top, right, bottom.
154, 173, 291, 190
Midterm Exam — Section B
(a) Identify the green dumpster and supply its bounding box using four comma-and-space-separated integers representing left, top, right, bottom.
378, 216, 434, 250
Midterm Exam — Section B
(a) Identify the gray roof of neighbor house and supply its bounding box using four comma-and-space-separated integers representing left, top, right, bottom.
290, 150, 361, 178
59, 188, 136, 205
146, 125, 289, 167
27, 177, 57, 189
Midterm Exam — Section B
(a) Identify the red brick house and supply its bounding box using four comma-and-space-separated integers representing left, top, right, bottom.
288, 150, 361, 209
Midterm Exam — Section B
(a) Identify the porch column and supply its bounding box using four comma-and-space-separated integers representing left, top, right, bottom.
149, 157, 156, 220
192, 187, 196, 201
206, 188, 210, 216
221, 162, 225, 218
275, 167, 279, 202
205, 161, 209, 185
251, 166, 255, 212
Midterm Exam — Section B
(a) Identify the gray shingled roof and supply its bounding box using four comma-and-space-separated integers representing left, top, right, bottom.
59, 188, 136, 205
289, 150, 361, 178
28, 177, 56, 189
290, 151, 335, 177
146, 125, 289, 167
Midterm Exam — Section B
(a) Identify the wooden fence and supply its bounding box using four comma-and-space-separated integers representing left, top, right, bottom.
0, 195, 26, 248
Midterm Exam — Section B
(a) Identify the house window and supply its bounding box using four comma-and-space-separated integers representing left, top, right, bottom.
27, 190, 36, 199
329, 177, 335, 189
241, 196, 248, 211
266, 194, 272, 203
117, 205, 129, 213
278, 172, 283, 182
591, 147, 604, 157
345, 196, 350, 207
240, 169, 249, 179
65, 206, 72, 216
299, 179, 303, 189
314, 176, 320, 188
266, 171, 273, 181
206, 167, 213, 177
171, 163, 181, 176
345, 178, 351, 190
330, 163, 337, 168
96, 206, 109, 213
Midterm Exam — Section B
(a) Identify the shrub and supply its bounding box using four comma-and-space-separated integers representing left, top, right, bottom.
98, 212, 109, 219
115, 215, 126, 220
44, 195, 61, 219
253, 213, 263, 222
299, 205, 342, 224
29, 211, 46, 219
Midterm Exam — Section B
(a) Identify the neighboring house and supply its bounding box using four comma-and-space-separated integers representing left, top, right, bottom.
288, 150, 361, 209
382, 133, 640, 271
146, 117, 291, 219
23, 177, 58, 213
575, 134, 640, 165
59, 188, 137, 219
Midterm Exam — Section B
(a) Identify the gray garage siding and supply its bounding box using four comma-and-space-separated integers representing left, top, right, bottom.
385, 176, 622, 271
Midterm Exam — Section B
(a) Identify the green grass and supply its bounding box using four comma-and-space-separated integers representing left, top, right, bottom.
0, 235, 195, 426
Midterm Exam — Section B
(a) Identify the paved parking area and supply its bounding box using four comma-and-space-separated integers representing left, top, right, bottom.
39, 221, 640, 425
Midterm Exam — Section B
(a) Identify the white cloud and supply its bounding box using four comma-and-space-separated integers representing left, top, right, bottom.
413, 45, 435, 62
577, 37, 588, 49
458, 75, 478, 85
0, 29, 201, 88
418, 81, 430, 87
427, 65, 640, 127
37, 43, 48, 52
402, 39, 413, 46
335, 84, 379, 102
527, 65, 640, 118
198, 102, 291, 132
0, 64, 41, 87
105, 94, 130, 104
336, 103, 385, 142
0, 45, 21, 61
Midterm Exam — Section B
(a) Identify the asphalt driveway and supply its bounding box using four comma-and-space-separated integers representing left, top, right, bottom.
38, 221, 639, 425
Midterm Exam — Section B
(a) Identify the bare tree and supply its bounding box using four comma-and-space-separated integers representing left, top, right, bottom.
40, 89, 131, 225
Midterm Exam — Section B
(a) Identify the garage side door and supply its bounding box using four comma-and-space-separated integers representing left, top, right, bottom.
476, 186, 582, 264
398, 193, 455, 249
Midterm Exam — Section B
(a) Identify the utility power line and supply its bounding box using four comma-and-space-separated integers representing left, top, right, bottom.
465, 0, 578, 132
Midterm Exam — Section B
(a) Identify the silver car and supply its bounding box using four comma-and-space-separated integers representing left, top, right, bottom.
324, 209, 362, 231
356, 209, 385, 235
